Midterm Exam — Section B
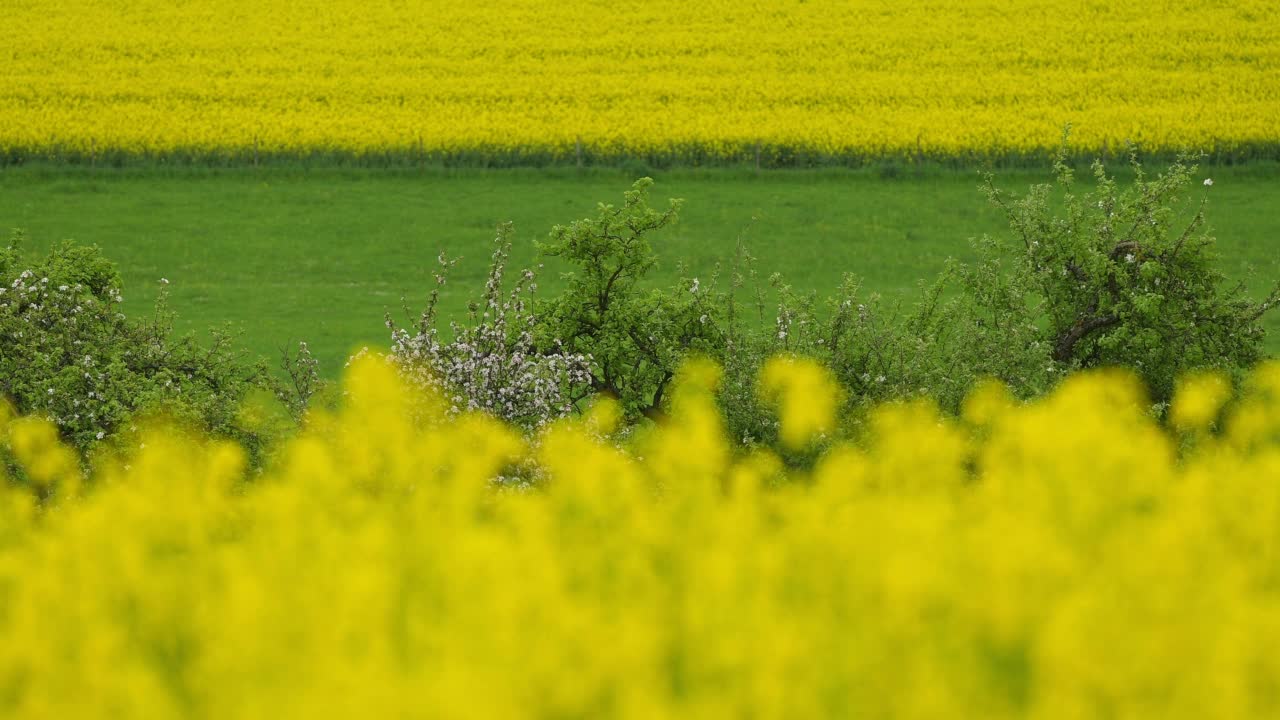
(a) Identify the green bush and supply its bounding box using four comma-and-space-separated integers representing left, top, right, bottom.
974, 152, 1279, 403
0, 234, 292, 464
535, 178, 723, 421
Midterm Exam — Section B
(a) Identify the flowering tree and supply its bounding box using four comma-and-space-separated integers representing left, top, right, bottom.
0, 234, 277, 459
386, 224, 593, 431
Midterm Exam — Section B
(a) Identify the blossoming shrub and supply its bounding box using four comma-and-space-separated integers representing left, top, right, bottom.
383, 224, 592, 431
3, 354, 1280, 718
971, 152, 1280, 402
0, 235, 289, 463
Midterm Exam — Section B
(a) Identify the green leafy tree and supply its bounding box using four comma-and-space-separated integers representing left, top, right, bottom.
977, 149, 1279, 402
536, 178, 723, 420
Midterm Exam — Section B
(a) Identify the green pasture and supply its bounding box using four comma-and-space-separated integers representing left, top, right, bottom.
3, 163, 1278, 376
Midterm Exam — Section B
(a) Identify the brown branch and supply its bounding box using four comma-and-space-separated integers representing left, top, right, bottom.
1162, 208, 1205, 266
1065, 260, 1088, 283
1052, 314, 1120, 363
641, 371, 674, 423
599, 262, 626, 314
1109, 240, 1141, 262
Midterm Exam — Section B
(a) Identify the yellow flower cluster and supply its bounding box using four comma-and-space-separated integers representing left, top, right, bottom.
4, 355, 1280, 717
5, 0, 1278, 161
758, 355, 843, 450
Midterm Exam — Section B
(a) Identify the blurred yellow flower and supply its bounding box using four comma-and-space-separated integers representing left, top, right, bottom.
758, 355, 841, 450
1171, 371, 1231, 431
3, 358, 1280, 717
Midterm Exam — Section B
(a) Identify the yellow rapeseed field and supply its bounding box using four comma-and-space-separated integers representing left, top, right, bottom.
3, 355, 1280, 717
4, 0, 1279, 162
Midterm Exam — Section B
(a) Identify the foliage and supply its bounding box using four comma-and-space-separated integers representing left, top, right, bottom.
716, 258, 1056, 447
4, 159, 1272, 459
973, 149, 1280, 403
380, 164, 1276, 451
536, 178, 722, 420
275, 340, 324, 420
5, 1, 1279, 164
0, 234, 289, 463
4, 355, 1280, 717
709, 153, 1278, 447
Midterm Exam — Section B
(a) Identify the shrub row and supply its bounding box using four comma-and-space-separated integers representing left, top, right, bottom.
3, 152, 1276, 465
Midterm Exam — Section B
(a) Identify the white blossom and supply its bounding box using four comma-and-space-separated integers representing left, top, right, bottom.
383, 236, 591, 431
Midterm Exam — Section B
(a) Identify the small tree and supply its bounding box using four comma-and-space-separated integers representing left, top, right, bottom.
536, 178, 723, 420
978, 148, 1279, 402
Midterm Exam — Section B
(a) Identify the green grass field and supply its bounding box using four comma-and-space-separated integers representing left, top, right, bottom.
3, 164, 1278, 375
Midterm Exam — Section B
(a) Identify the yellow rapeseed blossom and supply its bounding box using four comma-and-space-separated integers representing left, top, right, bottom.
6, 416, 81, 496
758, 355, 841, 450
3, 356, 1280, 717
4, 0, 1278, 161
1171, 371, 1232, 431
963, 378, 1017, 429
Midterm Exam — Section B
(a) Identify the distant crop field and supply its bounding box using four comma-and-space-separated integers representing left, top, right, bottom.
4, 0, 1278, 164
